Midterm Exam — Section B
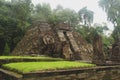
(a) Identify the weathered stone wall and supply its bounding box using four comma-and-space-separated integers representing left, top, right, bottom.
12, 22, 93, 61
111, 40, 120, 62
12, 22, 61, 57
0, 66, 120, 80
73, 32, 93, 61
92, 34, 105, 65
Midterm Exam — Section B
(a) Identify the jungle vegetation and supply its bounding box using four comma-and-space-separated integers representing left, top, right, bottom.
0, 0, 119, 55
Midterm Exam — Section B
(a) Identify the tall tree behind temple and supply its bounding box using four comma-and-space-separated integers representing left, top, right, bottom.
78, 7, 94, 27
11, 0, 33, 30
31, 3, 52, 22
51, 5, 79, 26
99, 0, 120, 41
0, 0, 13, 55
32, 4, 79, 27
0, 0, 33, 55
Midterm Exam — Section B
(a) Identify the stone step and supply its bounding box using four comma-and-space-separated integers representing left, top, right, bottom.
66, 32, 80, 52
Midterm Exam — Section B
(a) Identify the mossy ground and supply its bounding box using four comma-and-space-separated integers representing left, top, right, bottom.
0, 56, 63, 61
2, 61, 95, 73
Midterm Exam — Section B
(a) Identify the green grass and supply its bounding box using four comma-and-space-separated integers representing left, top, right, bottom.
0, 56, 63, 61
2, 61, 95, 73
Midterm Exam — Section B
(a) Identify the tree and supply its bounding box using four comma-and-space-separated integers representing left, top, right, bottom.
49, 5, 79, 27
3, 43, 10, 55
99, 0, 120, 41
11, 0, 33, 30
76, 23, 109, 43
112, 26, 120, 40
78, 7, 94, 27
0, 0, 13, 55
32, 3, 52, 22
0, 0, 33, 55
93, 23, 109, 35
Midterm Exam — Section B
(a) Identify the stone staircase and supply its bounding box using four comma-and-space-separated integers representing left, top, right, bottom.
57, 30, 80, 60
66, 31, 80, 53
57, 31, 80, 53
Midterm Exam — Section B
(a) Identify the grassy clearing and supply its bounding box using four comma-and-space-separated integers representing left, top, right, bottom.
2, 61, 95, 73
0, 56, 63, 61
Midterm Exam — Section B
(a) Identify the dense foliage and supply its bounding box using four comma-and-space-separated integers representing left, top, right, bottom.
0, 0, 117, 55
99, 0, 120, 41
0, 0, 32, 55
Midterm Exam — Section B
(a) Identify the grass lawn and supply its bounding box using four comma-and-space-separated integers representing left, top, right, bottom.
2, 61, 95, 73
0, 56, 63, 61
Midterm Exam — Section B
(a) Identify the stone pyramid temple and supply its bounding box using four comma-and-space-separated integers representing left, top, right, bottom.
12, 22, 93, 60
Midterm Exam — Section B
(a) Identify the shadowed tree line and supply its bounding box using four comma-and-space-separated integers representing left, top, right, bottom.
0, 0, 116, 55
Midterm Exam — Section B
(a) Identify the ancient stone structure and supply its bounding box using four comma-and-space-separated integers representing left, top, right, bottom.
0, 66, 120, 80
111, 40, 120, 62
12, 22, 93, 61
92, 34, 105, 65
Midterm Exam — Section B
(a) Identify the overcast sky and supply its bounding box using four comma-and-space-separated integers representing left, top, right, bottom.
32, 0, 113, 31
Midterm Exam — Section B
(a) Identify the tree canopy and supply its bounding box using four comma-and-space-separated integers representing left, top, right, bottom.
99, 0, 120, 41
78, 7, 94, 27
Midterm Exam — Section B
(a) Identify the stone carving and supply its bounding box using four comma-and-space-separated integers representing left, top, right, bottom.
62, 42, 73, 60
12, 22, 93, 61
43, 35, 54, 44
